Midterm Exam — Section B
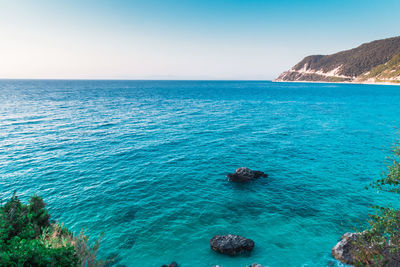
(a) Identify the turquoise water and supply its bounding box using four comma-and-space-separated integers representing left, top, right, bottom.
1, 80, 400, 266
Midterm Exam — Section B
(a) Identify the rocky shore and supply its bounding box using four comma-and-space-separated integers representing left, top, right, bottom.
332, 232, 364, 265
332, 231, 400, 266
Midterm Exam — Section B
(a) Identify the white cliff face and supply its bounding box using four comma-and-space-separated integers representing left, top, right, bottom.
275, 64, 352, 81
297, 63, 309, 73
275, 56, 400, 84
314, 65, 349, 78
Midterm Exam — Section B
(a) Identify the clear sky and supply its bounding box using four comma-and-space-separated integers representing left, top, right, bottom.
1, 0, 399, 80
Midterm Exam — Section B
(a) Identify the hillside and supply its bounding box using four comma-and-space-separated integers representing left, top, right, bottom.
275, 36, 400, 84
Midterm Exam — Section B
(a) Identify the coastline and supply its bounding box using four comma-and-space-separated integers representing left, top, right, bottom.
273, 80, 400, 86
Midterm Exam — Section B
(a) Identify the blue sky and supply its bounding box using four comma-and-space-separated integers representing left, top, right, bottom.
1, 0, 399, 80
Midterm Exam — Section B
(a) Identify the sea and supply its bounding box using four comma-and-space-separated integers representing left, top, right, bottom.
1, 80, 400, 266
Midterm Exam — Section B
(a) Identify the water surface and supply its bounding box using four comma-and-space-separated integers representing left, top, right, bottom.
1, 80, 400, 266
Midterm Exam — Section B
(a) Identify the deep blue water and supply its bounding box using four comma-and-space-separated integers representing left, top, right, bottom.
1, 80, 400, 267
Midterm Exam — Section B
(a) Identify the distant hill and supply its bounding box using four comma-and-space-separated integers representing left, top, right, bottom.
275, 36, 400, 84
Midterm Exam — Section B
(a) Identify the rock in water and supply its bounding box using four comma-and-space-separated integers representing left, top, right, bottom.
210, 234, 255, 256
161, 262, 178, 267
227, 167, 267, 182
332, 232, 363, 265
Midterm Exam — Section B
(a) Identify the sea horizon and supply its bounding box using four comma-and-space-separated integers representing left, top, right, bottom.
2, 79, 399, 87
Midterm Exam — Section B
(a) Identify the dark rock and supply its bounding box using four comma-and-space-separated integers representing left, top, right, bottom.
227, 167, 267, 182
246, 264, 265, 267
104, 252, 122, 267
161, 262, 178, 267
210, 234, 254, 256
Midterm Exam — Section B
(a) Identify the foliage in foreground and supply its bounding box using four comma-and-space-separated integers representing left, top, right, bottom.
352, 140, 400, 266
0, 193, 105, 267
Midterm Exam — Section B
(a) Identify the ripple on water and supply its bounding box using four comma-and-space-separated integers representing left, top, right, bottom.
1, 80, 400, 266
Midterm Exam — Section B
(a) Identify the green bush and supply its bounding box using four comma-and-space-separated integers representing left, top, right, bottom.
0, 192, 105, 267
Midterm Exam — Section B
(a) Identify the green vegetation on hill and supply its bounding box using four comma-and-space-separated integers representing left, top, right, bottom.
293, 36, 400, 77
0, 193, 105, 267
349, 141, 400, 266
276, 36, 400, 83
358, 54, 400, 82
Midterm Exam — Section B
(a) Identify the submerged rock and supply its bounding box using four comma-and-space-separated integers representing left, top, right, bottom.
215, 264, 264, 267
227, 167, 267, 182
210, 234, 254, 256
161, 262, 178, 267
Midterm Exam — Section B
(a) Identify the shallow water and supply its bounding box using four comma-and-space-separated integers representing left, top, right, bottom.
1, 80, 400, 266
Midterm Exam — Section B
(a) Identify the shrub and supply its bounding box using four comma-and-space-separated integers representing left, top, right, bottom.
0, 193, 105, 267
352, 140, 400, 266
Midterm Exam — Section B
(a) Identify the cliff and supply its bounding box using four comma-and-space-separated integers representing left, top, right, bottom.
275, 36, 400, 84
